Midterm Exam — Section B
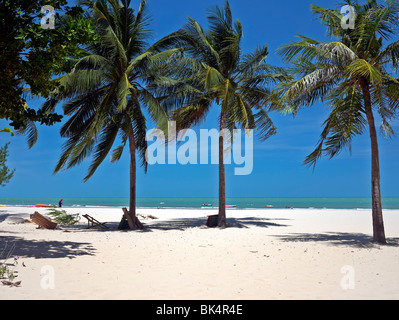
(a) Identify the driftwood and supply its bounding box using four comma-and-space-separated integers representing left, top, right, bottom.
31, 212, 57, 230
138, 214, 158, 220
2, 280, 21, 287
122, 208, 144, 229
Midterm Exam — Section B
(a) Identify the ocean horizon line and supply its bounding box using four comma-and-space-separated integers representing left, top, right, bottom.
1, 196, 399, 210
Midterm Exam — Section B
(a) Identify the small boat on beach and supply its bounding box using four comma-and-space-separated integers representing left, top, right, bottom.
35, 204, 52, 208
226, 205, 237, 208
202, 204, 213, 207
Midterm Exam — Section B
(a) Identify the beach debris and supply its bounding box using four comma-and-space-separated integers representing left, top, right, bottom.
82, 214, 108, 229
121, 208, 144, 230
46, 208, 80, 226
1, 280, 21, 287
137, 214, 158, 220
31, 212, 57, 230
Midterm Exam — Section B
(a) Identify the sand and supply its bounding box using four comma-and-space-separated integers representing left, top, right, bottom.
0, 206, 399, 300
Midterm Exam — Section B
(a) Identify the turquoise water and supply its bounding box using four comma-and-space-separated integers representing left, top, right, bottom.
1, 197, 399, 209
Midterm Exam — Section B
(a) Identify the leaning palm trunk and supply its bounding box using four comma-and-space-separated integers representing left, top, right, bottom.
367, 111, 386, 243
218, 112, 227, 227
276, 0, 399, 244
361, 80, 386, 244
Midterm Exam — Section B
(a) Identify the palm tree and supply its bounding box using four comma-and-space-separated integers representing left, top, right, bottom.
151, 1, 287, 227
276, 0, 399, 244
45, 0, 173, 228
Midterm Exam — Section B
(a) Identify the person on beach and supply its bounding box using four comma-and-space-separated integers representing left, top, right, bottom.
59, 199, 63, 207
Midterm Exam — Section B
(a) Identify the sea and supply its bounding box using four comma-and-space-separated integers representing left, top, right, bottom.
1, 197, 399, 210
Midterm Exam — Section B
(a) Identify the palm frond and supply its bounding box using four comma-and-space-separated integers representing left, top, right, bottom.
139, 87, 169, 134
305, 86, 367, 167
378, 40, 399, 70
279, 37, 357, 65
171, 95, 213, 131
311, 4, 343, 36
345, 58, 382, 84
238, 46, 269, 75
254, 109, 277, 141
84, 120, 120, 181
15, 120, 37, 149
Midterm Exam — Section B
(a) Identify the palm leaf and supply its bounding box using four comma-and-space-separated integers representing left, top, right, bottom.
15, 120, 37, 148
254, 109, 277, 141
84, 120, 120, 181
345, 58, 382, 83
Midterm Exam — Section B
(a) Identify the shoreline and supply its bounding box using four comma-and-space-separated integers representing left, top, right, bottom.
3, 204, 399, 211
2, 196, 399, 210
1, 206, 399, 299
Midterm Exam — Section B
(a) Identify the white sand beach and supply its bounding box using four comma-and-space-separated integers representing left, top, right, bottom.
1, 206, 399, 300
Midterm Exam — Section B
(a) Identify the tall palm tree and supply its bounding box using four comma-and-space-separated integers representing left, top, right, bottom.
276, 0, 399, 243
151, 1, 287, 227
45, 0, 172, 228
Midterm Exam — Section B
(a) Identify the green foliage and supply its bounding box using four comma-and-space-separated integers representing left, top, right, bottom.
0, 143, 15, 187
0, 0, 97, 132
46, 208, 80, 225
150, 0, 287, 141
0, 262, 18, 282
275, 0, 399, 167
0, 128, 14, 136
47, 0, 172, 181
0, 244, 19, 283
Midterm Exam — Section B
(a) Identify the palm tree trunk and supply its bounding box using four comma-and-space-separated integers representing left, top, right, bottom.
128, 123, 137, 229
361, 80, 386, 244
218, 112, 227, 227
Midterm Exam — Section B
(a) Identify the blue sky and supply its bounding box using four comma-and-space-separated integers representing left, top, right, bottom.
1, 0, 399, 199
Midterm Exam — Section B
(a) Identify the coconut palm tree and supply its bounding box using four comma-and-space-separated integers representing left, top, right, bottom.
151, 1, 287, 227
276, 0, 399, 244
45, 0, 174, 228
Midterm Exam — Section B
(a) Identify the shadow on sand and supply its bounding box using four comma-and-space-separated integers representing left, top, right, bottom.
0, 210, 32, 223
130, 216, 292, 231
274, 232, 399, 248
0, 234, 96, 259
